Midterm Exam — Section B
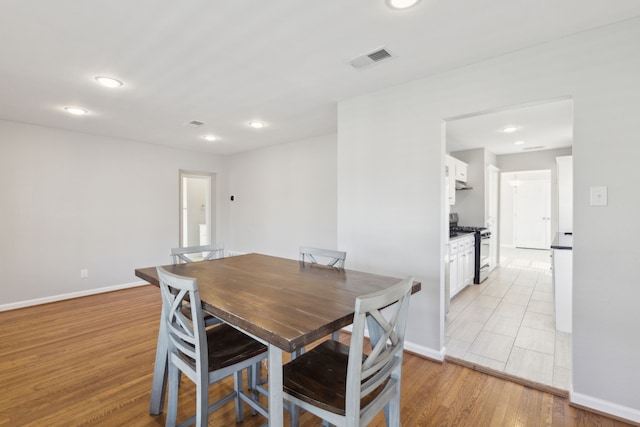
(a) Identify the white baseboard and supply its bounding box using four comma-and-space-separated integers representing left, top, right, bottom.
340, 326, 445, 362
0, 281, 149, 312
571, 391, 640, 424
404, 341, 446, 361
226, 250, 246, 257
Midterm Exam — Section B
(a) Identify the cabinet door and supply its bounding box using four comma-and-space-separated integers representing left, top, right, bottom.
449, 251, 459, 297
457, 246, 466, 290
466, 241, 475, 284
455, 159, 468, 182
446, 155, 455, 205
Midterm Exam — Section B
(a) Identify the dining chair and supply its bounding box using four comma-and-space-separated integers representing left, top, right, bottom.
299, 246, 347, 342
171, 244, 225, 328
171, 243, 225, 264
299, 246, 346, 269
282, 276, 414, 427
157, 267, 269, 427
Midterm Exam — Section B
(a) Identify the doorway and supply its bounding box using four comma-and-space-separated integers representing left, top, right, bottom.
179, 171, 216, 248
502, 170, 551, 250
443, 97, 573, 390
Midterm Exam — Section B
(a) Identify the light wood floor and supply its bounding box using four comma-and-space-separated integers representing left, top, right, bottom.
0, 285, 633, 426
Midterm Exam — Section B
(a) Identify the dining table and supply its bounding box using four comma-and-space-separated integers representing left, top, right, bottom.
135, 253, 421, 427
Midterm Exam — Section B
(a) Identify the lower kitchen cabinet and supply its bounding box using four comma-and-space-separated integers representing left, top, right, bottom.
552, 232, 573, 333
449, 234, 475, 298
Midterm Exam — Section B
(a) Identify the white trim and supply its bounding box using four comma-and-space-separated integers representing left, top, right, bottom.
571, 391, 640, 424
0, 281, 149, 312
404, 341, 446, 362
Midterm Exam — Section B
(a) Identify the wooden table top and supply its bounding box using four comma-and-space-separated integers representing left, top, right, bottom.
135, 253, 421, 353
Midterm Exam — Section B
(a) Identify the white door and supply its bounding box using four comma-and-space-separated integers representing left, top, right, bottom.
514, 177, 550, 249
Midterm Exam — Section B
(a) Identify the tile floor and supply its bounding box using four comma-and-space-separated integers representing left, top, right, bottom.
445, 246, 571, 390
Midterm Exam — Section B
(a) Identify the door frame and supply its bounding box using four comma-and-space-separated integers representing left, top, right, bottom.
179, 170, 217, 248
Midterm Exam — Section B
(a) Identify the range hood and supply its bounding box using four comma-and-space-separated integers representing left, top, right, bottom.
455, 180, 473, 190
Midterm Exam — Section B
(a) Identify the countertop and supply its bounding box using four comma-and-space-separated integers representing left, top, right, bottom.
551, 232, 573, 250
449, 231, 475, 241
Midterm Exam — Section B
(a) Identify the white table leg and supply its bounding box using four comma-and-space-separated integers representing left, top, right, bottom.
267, 343, 283, 426
149, 310, 168, 415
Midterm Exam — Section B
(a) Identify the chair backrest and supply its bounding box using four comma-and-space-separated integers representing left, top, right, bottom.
345, 276, 413, 423
157, 267, 207, 376
299, 246, 346, 268
171, 243, 224, 264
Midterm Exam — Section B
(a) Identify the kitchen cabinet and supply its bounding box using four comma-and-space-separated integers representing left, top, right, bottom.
445, 155, 469, 206
454, 157, 468, 182
449, 234, 475, 298
445, 155, 456, 205
557, 156, 573, 233
552, 232, 573, 333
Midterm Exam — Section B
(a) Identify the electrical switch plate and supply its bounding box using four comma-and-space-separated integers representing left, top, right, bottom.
590, 186, 608, 206
80, 269, 89, 279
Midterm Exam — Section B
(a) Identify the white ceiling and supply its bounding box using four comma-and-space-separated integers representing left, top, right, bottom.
446, 98, 574, 156
1, 1, 639, 156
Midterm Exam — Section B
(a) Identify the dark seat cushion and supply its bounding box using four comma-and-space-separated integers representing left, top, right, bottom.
206, 324, 267, 371
283, 340, 388, 415
178, 323, 267, 372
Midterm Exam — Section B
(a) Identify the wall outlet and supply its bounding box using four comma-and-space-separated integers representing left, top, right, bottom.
80, 269, 89, 279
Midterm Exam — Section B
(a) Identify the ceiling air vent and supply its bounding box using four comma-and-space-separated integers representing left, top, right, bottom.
348, 47, 394, 70
523, 146, 544, 151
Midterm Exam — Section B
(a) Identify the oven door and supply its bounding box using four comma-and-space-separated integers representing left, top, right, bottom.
478, 233, 491, 282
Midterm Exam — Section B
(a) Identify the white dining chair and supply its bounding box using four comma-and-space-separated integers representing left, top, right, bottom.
283, 276, 414, 427
170, 244, 226, 328
171, 243, 225, 264
299, 246, 346, 269
299, 246, 347, 342
157, 267, 269, 427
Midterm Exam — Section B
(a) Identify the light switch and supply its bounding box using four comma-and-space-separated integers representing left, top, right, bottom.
590, 186, 608, 206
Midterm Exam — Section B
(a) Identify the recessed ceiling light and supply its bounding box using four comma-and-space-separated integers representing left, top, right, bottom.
502, 126, 519, 133
202, 135, 218, 142
387, 0, 420, 9
249, 121, 265, 129
95, 76, 124, 88
514, 140, 525, 145
64, 106, 88, 115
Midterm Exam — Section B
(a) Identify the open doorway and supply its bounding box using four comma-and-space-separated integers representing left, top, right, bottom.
444, 98, 573, 390
179, 170, 216, 248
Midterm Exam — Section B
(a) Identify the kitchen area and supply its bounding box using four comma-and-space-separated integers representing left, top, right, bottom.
443, 99, 574, 391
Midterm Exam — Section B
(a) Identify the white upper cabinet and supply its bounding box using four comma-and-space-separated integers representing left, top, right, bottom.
445, 155, 456, 205
446, 155, 469, 205
557, 155, 573, 233
454, 157, 468, 183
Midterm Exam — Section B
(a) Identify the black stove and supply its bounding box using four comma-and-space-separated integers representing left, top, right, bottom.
450, 225, 490, 240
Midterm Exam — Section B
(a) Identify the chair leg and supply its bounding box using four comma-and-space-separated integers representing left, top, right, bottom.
289, 402, 300, 427
166, 362, 179, 427
385, 392, 401, 427
196, 371, 209, 427
234, 370, 244, 422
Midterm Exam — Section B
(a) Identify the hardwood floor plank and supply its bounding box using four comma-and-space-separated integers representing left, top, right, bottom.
0, 285, 635, 426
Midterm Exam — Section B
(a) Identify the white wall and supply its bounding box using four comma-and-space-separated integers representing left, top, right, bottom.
228, 134, 337, 260
0, 120, 229, 308
338, 17, 640, 421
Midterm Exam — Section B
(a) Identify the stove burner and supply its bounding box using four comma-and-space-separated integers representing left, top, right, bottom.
450, 225, 486, 233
